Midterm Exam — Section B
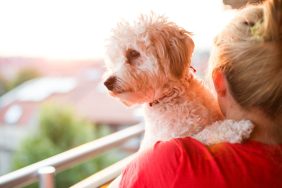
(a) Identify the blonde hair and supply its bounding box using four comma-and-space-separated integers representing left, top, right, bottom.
209, 0, 282, 118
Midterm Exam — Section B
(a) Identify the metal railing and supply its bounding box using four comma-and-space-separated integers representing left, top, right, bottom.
0, 124, 144, 188
71, 154, 137, 188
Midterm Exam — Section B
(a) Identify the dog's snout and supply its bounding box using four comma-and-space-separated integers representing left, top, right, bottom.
104, 76, 117, 91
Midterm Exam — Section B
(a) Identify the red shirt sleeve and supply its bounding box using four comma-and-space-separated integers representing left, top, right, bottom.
120, 139, 183, 188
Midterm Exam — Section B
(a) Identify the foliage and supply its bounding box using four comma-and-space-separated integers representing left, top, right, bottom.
12, 103, 119, 188
0, 68, 40, 96
0, 74, 8, 96
7, 68, 40, 91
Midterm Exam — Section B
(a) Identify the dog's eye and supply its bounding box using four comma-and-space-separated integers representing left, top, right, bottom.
126, 49, 140, 61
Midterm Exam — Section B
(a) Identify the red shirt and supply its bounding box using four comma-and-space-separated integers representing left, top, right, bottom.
120, 137, 282, 188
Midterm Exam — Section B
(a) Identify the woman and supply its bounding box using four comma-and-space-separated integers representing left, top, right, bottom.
119, 0, 282, 187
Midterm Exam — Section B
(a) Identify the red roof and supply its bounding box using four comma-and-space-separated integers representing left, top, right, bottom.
0, 59, 141, 126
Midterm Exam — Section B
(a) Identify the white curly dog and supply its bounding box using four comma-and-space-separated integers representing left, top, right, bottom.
104, 13, 254, 187
104, 14, 253, 148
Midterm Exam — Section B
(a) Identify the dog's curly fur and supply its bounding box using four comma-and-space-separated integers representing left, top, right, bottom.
104, 13, 254, 150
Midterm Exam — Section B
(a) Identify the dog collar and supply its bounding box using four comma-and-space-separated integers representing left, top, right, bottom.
149, 88, 177, 107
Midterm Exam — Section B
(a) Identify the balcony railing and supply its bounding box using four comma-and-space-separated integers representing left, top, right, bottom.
0, 124, 144, 188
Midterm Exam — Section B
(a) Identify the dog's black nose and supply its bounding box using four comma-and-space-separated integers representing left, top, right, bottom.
104, 76, 117, 91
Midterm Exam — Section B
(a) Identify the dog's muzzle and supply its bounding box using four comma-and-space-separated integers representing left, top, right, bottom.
104, 76, 117, 91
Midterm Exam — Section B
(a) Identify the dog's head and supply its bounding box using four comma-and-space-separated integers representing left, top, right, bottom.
104, 13, 194, 106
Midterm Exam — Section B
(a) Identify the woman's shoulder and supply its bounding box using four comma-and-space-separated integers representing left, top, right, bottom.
121, 137, 282, 187
120, 137, 206, 188
142, 137, 208, 164
123, 137, 210, 176
154, 136, 207, 152
148, 137, 282, 170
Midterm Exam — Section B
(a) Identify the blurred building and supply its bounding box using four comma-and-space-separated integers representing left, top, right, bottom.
0, 59, 141, 175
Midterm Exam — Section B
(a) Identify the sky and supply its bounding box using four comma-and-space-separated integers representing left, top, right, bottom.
0, 0, 235, 60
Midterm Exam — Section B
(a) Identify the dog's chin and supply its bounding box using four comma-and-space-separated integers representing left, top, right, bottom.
108, 90, 130, 97
120, 99, 135, 107
110, 90, 146, 107
107, 90, 133, 106
118, 93, 138, 107
108, 91, 118, 97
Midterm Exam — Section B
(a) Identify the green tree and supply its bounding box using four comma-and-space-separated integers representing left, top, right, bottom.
12, 103, 118, 188
0, 74, 8, 96
7, 68, 40, 91
0, 68, 40, 96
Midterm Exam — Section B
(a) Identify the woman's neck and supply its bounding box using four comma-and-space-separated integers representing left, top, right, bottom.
247, 109, 282, 145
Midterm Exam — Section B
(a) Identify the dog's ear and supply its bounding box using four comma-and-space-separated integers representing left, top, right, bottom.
150, 27, 194, 78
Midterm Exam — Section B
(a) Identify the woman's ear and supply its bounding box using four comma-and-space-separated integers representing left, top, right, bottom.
212, 69, 226, 97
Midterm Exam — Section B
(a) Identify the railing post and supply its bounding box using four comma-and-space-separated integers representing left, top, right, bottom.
38, 166, 56, 188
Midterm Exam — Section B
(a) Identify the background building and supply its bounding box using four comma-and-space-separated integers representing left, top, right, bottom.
0, 59, 141, 175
